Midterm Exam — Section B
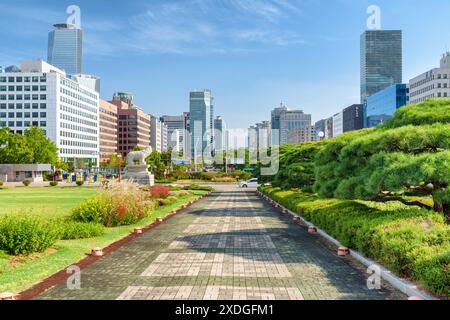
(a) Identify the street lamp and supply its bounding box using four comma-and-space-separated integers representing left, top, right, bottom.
318, 131, 325, 141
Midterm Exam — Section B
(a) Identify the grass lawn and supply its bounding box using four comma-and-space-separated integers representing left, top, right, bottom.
0, 187, 98, 218
0, 188, 206, 293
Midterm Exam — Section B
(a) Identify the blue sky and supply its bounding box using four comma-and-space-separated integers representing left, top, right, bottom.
0, 0, 449, 128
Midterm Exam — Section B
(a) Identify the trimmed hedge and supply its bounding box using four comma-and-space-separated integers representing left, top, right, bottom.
183, 185, 214, 191
60, 221, 105, 240
260, 186, 450, 296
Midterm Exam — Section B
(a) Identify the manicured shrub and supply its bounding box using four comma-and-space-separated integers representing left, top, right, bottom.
76, 180, 84, 186
49, 181, 58, 187
148, 186, 170, 199
71, 181, 153, 227
22, 180, 31, 187
0, 215, 60, 255
0, 181, 3, 186
183, 185, 214, 191
260, 186, 450, 297
60, 221, 105, 240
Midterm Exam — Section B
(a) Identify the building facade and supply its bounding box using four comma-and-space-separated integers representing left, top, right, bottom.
111, 96, 151, 158
409, 52, 450, 104
0, 60, 100, 166
99, 99, 118, 163
314, 117, 333, 139
365, 84, 409, 128
161, 123, 168, 152
343, 104, 364, 133
150, 115, 162, 153
214, 116, 225, 151
47, 23, 83, 75
279, 109, 312, 145
270, 104, 288, 145
287, 125, 317, 145
360, 30, 402, 104
161, 114, 188, 153
332, 112, 343, 137
189, 90, 213, 159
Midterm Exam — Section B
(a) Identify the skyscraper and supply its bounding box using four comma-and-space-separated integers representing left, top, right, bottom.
189, 90, 213, 159
279, 109, 312, 145
48, 23, 83, 75
360, 30, 402, 104
214, 116, 225, 151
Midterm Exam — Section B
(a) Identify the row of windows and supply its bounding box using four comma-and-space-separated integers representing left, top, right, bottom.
0, 85, 46, 92
60, 130, 98, 142
0, 112, 46, 118
60, 95, 97, 114
61, 104, 98, 121
0, 103, 46, 110
99, 108, 117, 117
0, 76, 46, 83
60, 79, 97, 100
60, 113, 97, 128
0, 120, 46, 128
61, 121, 97, 135
59, 148, 98, 156
60, 139, 98, 149
411, 74, 450, 89
0, 94, 46, 101
100, 128, 117, 136
60, 87, 97, 108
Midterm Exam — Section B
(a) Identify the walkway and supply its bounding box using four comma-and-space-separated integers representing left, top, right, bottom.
36, 187, 405, 300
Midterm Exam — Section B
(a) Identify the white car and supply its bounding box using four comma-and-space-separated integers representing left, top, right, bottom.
239, 178, 259, 188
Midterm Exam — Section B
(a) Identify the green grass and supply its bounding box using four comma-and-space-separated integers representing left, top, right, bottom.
0, 190, 206, 293
0, 187, 98, 218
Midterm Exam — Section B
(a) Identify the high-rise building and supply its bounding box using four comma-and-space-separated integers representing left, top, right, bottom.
214, 116, 225, 151
332, 112, 343, 137
111, 95, 151, 158
314, 118, 333, 139
73, 74, 100, 93
0, 60, 100, 167
99, 99, 118, 163
343, 104, 364, 133
409, 52, 450, 104
161, 122, 168, 152
161, 114, 188, 153
270, 104, 288, 145
279, 109, 311, 145
189, 90, 213, 159
150, 115, 162, 153
287, 125, 317, 145
48, 23, 83, 75
365, 84, 409, 128
360, 30, 402, 104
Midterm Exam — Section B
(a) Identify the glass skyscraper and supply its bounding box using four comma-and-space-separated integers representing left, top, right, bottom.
189, 90, 213, 159
360, 30, 402, 104
365, 84, 409, 128
48, 23, 83, 75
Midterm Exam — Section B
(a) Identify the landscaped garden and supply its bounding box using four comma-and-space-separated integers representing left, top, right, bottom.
0, 182, 209, 293
257, 99, 450, 298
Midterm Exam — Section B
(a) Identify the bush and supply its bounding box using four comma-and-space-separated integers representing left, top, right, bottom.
0, 215, 60, 255
260, 186, 450, 296
22, 180, 31, 187
148, 185, 170, 199
60, 221, 105, 240
0, 181, 3, 186
76, 180, 84, 186
49, 181, 58, 187
183, 185, 214, 191
71, 181, 153, 227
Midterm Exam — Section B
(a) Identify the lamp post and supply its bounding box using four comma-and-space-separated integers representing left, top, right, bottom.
118, 154, 122, 183
318, 131, 325, 142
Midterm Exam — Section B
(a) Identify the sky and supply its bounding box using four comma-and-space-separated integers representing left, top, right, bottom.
0, 0, 449, 128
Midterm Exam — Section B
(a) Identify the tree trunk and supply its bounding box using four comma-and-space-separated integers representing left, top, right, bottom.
433, 200, 450, 224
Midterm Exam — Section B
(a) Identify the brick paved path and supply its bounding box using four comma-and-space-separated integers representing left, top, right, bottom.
36, 187, 405, 300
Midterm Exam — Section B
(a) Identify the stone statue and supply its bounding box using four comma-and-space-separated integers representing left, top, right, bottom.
122, 146, 155, 185
127, 146, 153, 166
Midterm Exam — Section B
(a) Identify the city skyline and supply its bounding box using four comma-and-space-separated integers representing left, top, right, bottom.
1, 0, 449, 128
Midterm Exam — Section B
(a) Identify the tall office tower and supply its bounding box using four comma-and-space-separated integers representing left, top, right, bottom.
99, 99, 118, 163
189, 90, 213, 159
332, 112, 343, 137
0, 60, 100, 167
360, 30, 402, 104
214, 116, 225, 151
150, 116, 163, 153
409, 52, 450, 104
161, 114, 188, 153
110, 95, 151, 158
270, 103, 288, 145
366, 84, 409, 127
48, 23, 83, 75
161, 123, 168, 152
279, 109, 312, 145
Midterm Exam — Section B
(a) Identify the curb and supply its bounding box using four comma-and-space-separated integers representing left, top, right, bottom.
16, 191, 212, 300
256, 190, 437, 301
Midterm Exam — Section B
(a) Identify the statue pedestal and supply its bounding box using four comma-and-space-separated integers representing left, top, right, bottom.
122, 165, 154, 186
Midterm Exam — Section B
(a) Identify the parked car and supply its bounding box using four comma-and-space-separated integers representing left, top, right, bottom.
239, 178, 259, 188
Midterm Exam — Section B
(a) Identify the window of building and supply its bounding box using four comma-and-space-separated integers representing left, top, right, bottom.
24, 103, 30, 109
16, 94, 22, 100
40, 103, 46, 109
32, 86, 39, 91
40, 85, 46, 91
16, 86, 23, 91
40, 121, 46, 127
40, 112, 46, 118
16, 121, 22, 127
8, 94, 15, 100
24, 94, 30, 100
24, 86, 30, 91
16, 77, 22, 83
8, 77, 14, 82
32, 103, 39, 109
0, 77, 6, 83
24, 121, 31, 127
0, 112, 6, 117
0, 104, 6, 109
8, 121, 14, 127
16, 104, 22, 109
24, 112, 30, 118
16, 112, 22, 118
40, 94, 46, 100
32, 76, 39, 82
24, 77, 30, 83
32, 94, 39, 100
32, 112, 39, 118
32, 121, 38, 126
8, 112, 14, 118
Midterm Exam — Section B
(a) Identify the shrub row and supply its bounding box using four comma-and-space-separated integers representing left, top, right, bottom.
183, 185, 214, 191
260, 186, 450, 296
